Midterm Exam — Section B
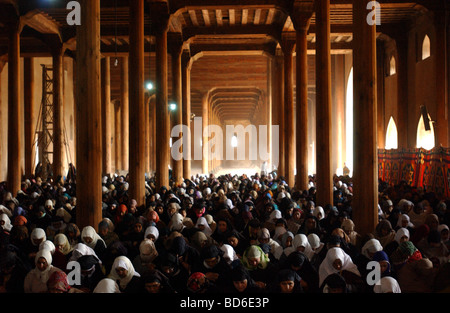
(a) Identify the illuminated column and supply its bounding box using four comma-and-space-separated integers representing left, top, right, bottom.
352, 0, 378, 235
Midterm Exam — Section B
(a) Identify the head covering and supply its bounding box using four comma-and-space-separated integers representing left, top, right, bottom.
0, 213, 12, 231
108, 256, 141, 289
285, 234, 314, 260
372, 250, 391, 277
321, 273, 347, 293
361, 239, 383, 259
33, 249, 54, 284
307, 233, 324, 251
47, 270, 71, 292
69, 243, 101, 264
241, 245, 270, 271
220, 244, 239, 265
277, 268, 301, 284
39, 240, 56, 254
373, 276, 401, 293
187, 272, 209, 293
170, 213, 185, 232
81, 226, 106, 249
30, 228, 47, 246
54, 233, 72, 255
93, 278, 121, 293
280, 231, 294, 248
319, 247, 360, 286
395, 227, 410, 243
144, 225, 160, 241
139, 239, 158, 263
313, 206, 325, 220
195, 216, 213, 236
396, 214, 414, 229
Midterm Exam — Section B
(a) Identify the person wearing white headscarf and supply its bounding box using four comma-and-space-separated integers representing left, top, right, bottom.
24, 249, 63, 293
257, 228, 284, 260
284, 234, 315, 261
396, 213, 414, 230
144, 225, 160, 242
361, 239, 383, 259
318, 247, 361, 288
30, 228, 47, 247
39, 240, 56, 255
169, 212, 185, 233
220, 244, 239, 265
313, 206, 325, 221
81, 225, 107, 259
93, 278, 121, 293
195, 216, 213, 236
54, 233, 73, 255
373, 276, 402, 293
0, 213, 13, 232
132, 239, 159, 276
108, 256, 142, 293
68, 243, 102, 265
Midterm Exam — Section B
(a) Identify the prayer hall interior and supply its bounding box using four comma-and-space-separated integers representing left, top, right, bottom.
0, 0, 448, 238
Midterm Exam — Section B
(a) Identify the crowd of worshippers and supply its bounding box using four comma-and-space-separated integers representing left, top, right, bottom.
0, 170, 449, 294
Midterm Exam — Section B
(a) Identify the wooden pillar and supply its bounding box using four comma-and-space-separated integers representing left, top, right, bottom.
182, 51, 192, 180
315, 0, 333, 207
376, 41, 386, 150
202, 93, 209, 174
24, 58, 35, 178
128, 0, 146, 206
145, 94, 150, 174
53, 46, 65, 179
435, 9, 448, 147
396, 36, 409, 149
352, 0, 378, 236
292, 9, 312, 191
121, 56, 129, 172
151, 1, 170, 190
7, 21, 22, 196
101, 56, 112, 175
150, 95, 156, 174
171, 44, 183, 185
75, 0, 102, 230
275, 52, 285, 176
114, 100, 122, 172
282, 39, 296, 187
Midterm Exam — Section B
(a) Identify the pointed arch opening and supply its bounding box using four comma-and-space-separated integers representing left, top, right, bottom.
389, 56, 396, 76
385, 117, 398, 149
416, 113, 435, 150
422, 35, 431, 60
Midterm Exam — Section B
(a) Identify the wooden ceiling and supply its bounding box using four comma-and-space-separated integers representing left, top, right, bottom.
0, 0, 436, 122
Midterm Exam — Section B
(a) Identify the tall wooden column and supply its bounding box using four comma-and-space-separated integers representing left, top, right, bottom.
396, 35, 409, 149
128, 0, 146, 206
24, 58, 35, 178
75, 0, 102, 230
171, 43, 183, 185
275, 52, 285, 176
182, 51, 192, 180
315, 0, 333, 207
7, 20, 22, 196
352, 0, 378, 236
53, 46, 65, 179
292, 8, 312, 192
151, 1, 170, 190
121, 56, 129, 172
282, 39, 296, 187
101, 56, 112, 175
114, 100, 122, 172
435, 9, 448, 147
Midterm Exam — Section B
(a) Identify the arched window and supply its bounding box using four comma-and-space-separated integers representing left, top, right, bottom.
416, 113, 435, 150
389, 55, 396, 75
422, 35, 431, 60
385, 117, 398, 149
